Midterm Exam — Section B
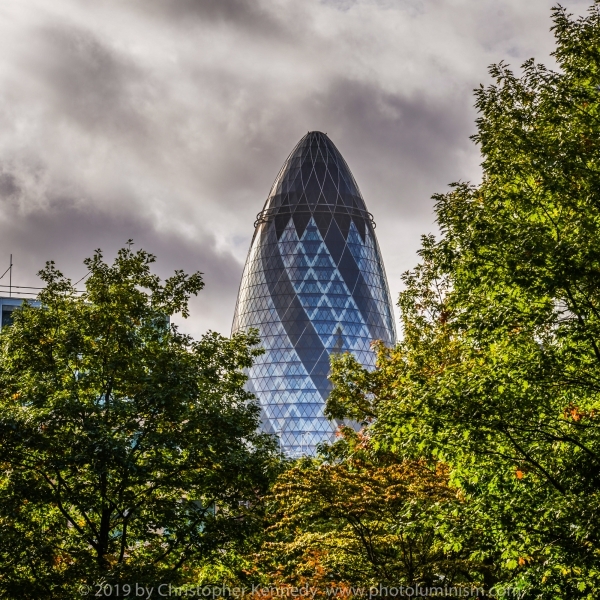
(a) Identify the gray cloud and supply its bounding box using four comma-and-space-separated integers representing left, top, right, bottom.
130, 0, 288, 33
29, 25, 144, 135
0, 0, 593, 335
0, 172, 20, 198
0, 185, 241, 339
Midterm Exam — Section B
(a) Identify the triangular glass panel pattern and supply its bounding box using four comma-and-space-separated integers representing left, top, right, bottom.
232, 131, 396, 457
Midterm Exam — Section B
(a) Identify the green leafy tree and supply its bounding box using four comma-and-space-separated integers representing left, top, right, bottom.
328, 4, 600, 598
0, 245, 280, 599
251, 428, 486, 596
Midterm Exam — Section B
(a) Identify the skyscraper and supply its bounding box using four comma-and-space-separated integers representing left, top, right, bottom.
232, 132, 396, 455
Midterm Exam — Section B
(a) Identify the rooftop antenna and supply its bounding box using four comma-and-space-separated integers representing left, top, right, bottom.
9, 254, 12, 298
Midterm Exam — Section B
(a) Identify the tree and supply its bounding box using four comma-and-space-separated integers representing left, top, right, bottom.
328, 4, 600, 598
0, 245, 280, 599
251, 428, 487, 596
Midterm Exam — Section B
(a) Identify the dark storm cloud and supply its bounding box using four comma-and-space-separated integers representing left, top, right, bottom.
0, 0, 593, 336
20, 22, 154, 156
133, 0, 285, 33
0, 186, 241, 339
0, 172, 20, 199
27, 24, 147, 137
308, 77, 475, 209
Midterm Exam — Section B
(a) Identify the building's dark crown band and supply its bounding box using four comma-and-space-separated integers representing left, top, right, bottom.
254, 204, 375, 229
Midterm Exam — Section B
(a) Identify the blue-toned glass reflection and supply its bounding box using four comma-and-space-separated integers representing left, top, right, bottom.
232, 131, 396, 456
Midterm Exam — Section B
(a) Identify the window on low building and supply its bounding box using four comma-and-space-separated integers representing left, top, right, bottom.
1, 306, 16, 329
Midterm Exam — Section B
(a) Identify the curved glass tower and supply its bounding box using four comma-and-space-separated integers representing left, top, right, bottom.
232, 131, 396, 456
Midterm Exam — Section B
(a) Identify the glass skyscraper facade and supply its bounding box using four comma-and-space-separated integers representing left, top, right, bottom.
232, 131, 396, 455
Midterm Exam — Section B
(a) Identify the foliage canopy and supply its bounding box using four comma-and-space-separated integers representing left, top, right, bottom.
0, 245, 280, 598
328, 4, 600, 598
252, 428, 487, 594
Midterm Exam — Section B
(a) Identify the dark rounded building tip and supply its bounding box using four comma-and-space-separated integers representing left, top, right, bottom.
232, 132, 396, 457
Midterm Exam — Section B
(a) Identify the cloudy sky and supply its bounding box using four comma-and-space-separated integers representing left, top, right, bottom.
0, 0, 592, 338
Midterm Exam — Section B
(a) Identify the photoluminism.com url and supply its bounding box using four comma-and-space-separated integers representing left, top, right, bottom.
77, 583, 525, 598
